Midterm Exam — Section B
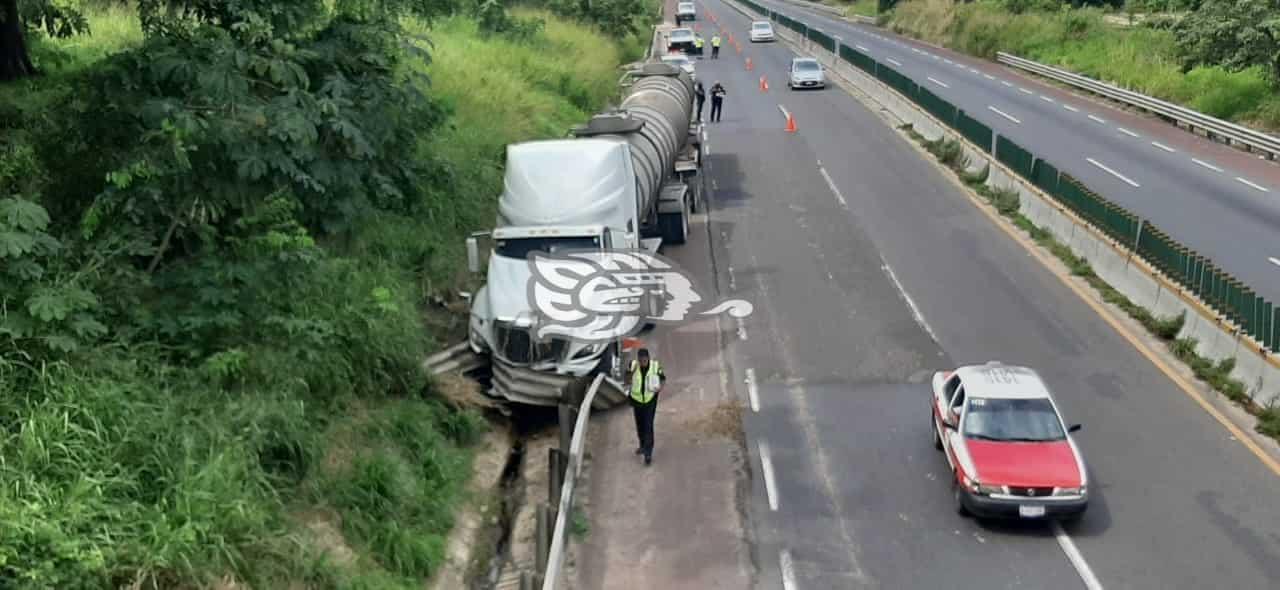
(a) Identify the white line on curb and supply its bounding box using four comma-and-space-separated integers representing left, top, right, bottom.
1237, 177, 1271, 192
759, 440, 779, 511
1151, 141, 1176, 153
886, 58, 902, 67
1191, 158, 1223, 173
780, 549, 798, 590
1087, 157, 1141, 188
1063, 104, 1080, 112
1040, 95, 1055, 103
746, 368, 760, 412
819, 163, 848, 208
1053, 522, 1105, 590
882, 264, 938, 342
1118, 128, 1140, 138
1088, 114, 1107, 124
988, 105, 1022, 124
927, 76, 950, 89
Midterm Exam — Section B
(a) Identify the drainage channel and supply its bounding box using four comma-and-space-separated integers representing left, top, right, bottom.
475, 402, 559, 590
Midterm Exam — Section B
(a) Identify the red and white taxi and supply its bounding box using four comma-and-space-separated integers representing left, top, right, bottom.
930, 362, 1088, 521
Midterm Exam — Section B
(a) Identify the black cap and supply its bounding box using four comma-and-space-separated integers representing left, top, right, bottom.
638, 348, 651, 359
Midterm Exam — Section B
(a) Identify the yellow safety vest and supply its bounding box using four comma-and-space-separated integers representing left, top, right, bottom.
695, 38, 704, 48
712, 36, 721, 47
629, 360, 663, 404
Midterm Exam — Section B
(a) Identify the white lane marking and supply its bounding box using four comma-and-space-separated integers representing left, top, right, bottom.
1118, 127, 1140, 138
944, 58, 953, 64
759, 440, 780, 511
1018, 87, 1034, 95
780, 549, 798, 590
931, 54, 940, 60
737, 317, 748, 341
1268, 257, 1280, 268
778, 103, 790, 118
702, 129, 707, 142
1087, 157, 1141, 188
746, 368, 760, 412
927, 76, 950, 89
886, 58, 902, 67
1063, 104, 1080, 113
1001, 80, 1014, 87
705, 145, 711, 156
1191, 158, 1223, 173
1151, 141, 1176, 153
1053, 522, 1105, 590
1237, 177, 1271, 192
856, 44, 869, 52
882, 264, 938, 342
1088, 114, 1107, 124
818, 162, 848, 208
1040, 95, 1055, 103
969, 68, 980, 74
988, 105, 1022, 125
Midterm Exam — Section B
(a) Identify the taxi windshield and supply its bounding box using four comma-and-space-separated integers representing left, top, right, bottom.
962, 398, 1066, 442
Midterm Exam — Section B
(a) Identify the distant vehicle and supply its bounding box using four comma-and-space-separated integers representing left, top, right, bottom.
667, 27, 702, 56
930, 363, 1089, 522
749, 20, 775, 42
788, 57, 825, 89
661, 53, 697, 78
676, 2, 696, 25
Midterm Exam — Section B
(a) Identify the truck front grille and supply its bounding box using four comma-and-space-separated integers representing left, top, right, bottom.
494, 322, 567, 365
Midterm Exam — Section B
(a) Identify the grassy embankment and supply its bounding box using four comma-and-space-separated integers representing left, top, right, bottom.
886, 0, 1280, 130
0, 5, 639, 589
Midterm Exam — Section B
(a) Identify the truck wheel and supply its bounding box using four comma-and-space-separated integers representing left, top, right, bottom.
658, 207, 688, 246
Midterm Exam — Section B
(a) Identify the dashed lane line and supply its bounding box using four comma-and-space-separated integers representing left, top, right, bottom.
1087, 157, 1141, 188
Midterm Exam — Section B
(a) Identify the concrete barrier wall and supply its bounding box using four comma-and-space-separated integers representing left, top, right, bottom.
723, 0, 1280, 407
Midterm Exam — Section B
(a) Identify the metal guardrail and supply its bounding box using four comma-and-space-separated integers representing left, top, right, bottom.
997, 52, 1280, 160
539, 373, 605, 590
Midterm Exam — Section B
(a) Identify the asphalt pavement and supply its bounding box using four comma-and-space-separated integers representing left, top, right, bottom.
684, 1, 1280, 588
747, 0, 1280, 308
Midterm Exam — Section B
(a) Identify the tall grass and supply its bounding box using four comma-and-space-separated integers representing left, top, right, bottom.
887, 0, 1280, 129
1, 4, 629, 589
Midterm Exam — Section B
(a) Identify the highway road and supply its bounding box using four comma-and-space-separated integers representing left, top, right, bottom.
684, 0, 1280, 588
743, 0, 1280, 307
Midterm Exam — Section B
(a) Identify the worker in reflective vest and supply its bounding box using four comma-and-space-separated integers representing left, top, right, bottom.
628, 348, 665, 465
711, 34, 721, 59
694, 36, 704, 58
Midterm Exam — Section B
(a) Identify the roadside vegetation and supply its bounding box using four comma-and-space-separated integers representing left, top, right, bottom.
0, 0, 653, 587
825, 0, 879, 17
902, 125, 1280, 441
885, 0, 1280, 130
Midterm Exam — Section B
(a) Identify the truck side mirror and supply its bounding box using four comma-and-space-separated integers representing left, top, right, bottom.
466, 237, 481, 273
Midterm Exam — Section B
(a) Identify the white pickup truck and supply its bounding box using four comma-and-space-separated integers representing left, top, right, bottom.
676, 2, 696, 25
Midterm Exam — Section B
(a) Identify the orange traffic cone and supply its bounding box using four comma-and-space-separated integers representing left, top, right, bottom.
785, 112, 797, 133
745, 57, 753, 71
760, 75, 769, 92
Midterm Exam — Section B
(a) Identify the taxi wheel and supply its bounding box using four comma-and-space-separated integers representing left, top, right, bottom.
953, 480, 970, 517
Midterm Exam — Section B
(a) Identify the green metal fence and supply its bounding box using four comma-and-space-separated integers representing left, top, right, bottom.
746, 0, 1280, 351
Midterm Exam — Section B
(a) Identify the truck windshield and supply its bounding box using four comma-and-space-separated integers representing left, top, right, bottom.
495, 236, 602, 259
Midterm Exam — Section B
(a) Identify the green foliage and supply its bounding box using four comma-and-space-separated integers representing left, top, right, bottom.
17, 0, 90, 38
526, 0, 654, 39
1173, 0, 1280, 82
888, 0, 1280, 129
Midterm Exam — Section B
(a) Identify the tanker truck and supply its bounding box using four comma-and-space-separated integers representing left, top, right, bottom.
460, 62, 703, 408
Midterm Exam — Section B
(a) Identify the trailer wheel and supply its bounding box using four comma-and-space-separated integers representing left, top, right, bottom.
658, 203, 688, 246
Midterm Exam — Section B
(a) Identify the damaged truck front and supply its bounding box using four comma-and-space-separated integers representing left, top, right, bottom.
461, 63, 702, 409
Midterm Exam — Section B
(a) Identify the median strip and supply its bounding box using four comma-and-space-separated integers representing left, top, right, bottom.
988, 105, 1022, 125
1087, 157, 1141, 188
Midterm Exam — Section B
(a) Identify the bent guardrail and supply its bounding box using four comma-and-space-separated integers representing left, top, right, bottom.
996, 52, 1280, 160
731, 0, 1280, 362
536, 373, 605, 590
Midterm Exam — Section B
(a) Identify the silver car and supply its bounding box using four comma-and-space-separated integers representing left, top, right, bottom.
749, 21, 775, 43
788, 57, 825, 90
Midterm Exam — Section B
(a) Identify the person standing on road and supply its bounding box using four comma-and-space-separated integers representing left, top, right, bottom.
710, 81, 726, 123
711, 34, 721, 59
694, 81, 706, 122
628, 348, 665, 466
694, 35, 705, 58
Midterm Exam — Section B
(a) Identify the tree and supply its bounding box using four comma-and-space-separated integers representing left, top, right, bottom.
1174, 0, 1280, 80
0, 0, 88, 82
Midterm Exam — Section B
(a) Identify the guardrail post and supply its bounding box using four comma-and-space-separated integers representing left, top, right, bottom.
536, 503, 551, 574
520, 571, 533, 590
557, 401, 572, 456
549, 448, 564, 505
